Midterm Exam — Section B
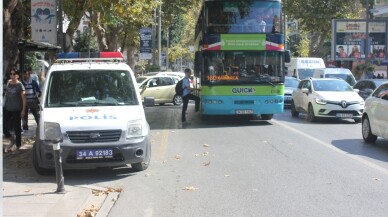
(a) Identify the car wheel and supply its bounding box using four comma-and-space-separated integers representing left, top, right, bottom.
261, 114, 273, 120
290, 101, 299, 117
131, 141, 151, 171
362, 116, 377, 143
173, 94, 182, 105
32, 142, 54, 175
307, 103, 316, 122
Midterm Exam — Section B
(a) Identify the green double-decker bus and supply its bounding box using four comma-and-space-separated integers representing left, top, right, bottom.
193, 0, 289, 120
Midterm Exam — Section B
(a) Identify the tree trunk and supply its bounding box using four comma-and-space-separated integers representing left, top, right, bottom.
126, 45, 137, 72
90, 11, 108, 51
3, 0, 22, 73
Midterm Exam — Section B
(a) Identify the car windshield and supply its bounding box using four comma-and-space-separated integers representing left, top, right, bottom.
313, 80, 353, 92
46, 70, 139, 107
285, 78, 299, 88
325, 73, 356, 86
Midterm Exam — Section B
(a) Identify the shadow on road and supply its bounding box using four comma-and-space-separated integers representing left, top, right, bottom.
145, 104, 274, 130
331, 138, 388, 163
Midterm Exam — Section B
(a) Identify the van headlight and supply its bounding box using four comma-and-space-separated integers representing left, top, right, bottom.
126, 121, 142, 138
44, 122, 63, 142
315, 97, 327, 105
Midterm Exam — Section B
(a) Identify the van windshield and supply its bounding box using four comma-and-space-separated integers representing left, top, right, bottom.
325, 74, 356, 86
46, 70, 139, 107
297, 69, 314, 79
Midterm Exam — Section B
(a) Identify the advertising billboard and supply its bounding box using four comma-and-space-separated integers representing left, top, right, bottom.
332, 19, 387, 61
31, 0, 57, 45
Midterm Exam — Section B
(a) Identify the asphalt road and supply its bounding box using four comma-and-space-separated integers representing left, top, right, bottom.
66, 104, 388, 217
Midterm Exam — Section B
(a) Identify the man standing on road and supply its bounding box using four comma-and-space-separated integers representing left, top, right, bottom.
181, 68, 200, 125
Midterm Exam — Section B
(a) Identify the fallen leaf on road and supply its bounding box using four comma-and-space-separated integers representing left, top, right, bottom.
203, 161, 210, 166
144, 173, 151, 177
202, 151, 209, 156
77, 204, 99, 217
203, 144, 209, 147
373, 178, 382, 181
182, 186, 198, 191
174, 154, 182, 160
24, 188, 32, 192
224, 174, 230, 177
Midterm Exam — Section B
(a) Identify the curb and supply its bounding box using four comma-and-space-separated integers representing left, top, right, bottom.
77, 185, 121, 217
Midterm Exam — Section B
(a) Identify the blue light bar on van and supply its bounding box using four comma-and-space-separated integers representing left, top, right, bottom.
56, 52, 123, 59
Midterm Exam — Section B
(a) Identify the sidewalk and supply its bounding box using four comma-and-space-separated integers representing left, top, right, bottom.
2, 114, 120, 217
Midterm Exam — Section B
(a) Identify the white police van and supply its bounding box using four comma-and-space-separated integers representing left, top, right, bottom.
33, 52, 152, 175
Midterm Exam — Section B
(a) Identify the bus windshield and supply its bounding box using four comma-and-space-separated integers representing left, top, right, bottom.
203, 51, 284, 84
205, 0, 282, 34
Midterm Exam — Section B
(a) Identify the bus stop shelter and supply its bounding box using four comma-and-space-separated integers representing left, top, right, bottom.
18, 40, 61, 74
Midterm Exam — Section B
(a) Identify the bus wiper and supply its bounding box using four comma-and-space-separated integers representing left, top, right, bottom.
255, 78, 275, 87
262, 80, 275, 87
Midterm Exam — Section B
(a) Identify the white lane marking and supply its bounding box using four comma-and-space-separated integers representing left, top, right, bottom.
272, 119, 388, 175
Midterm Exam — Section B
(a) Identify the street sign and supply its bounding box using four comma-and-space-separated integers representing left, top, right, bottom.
140, 27, 153, 60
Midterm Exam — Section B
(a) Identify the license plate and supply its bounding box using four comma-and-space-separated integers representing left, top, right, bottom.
76, 149, 113, 160
236, 109, 253, 115
336, 113, 353, 118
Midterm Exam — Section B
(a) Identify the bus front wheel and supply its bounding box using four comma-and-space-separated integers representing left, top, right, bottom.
261, 114, 273, 120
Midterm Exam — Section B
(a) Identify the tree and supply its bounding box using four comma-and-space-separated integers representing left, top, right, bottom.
73, 30, 98, 52
3, 0, 24, 73
284, 0, 364, 57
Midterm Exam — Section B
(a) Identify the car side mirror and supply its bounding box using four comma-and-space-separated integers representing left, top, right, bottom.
301, 88, 309, 94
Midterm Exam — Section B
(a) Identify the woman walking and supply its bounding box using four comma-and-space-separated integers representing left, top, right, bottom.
4, 68, 26, 152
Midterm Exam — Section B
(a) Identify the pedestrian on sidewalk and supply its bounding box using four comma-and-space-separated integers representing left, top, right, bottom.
181, 68, 200, 125
3, 68, 26, 152
21, 69, 41, 131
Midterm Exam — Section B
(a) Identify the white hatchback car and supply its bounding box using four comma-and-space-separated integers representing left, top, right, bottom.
362, 82, 388, 143
291, 78, 365, 122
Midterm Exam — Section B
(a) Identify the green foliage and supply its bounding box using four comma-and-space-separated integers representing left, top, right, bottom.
284, 0, 364, 57
295, 33, 310, 57
73, 30, 98, 52
146, 64, 161, 72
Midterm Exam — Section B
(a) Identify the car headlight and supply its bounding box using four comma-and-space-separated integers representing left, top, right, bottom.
315, 97, 327, 105
127, 120, 142, 139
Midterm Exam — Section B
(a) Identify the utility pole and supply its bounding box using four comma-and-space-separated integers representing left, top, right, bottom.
158, 3, 162, 68
166, 30, 169, 70
58, 0, 64, 52
152, 8, 157, 66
